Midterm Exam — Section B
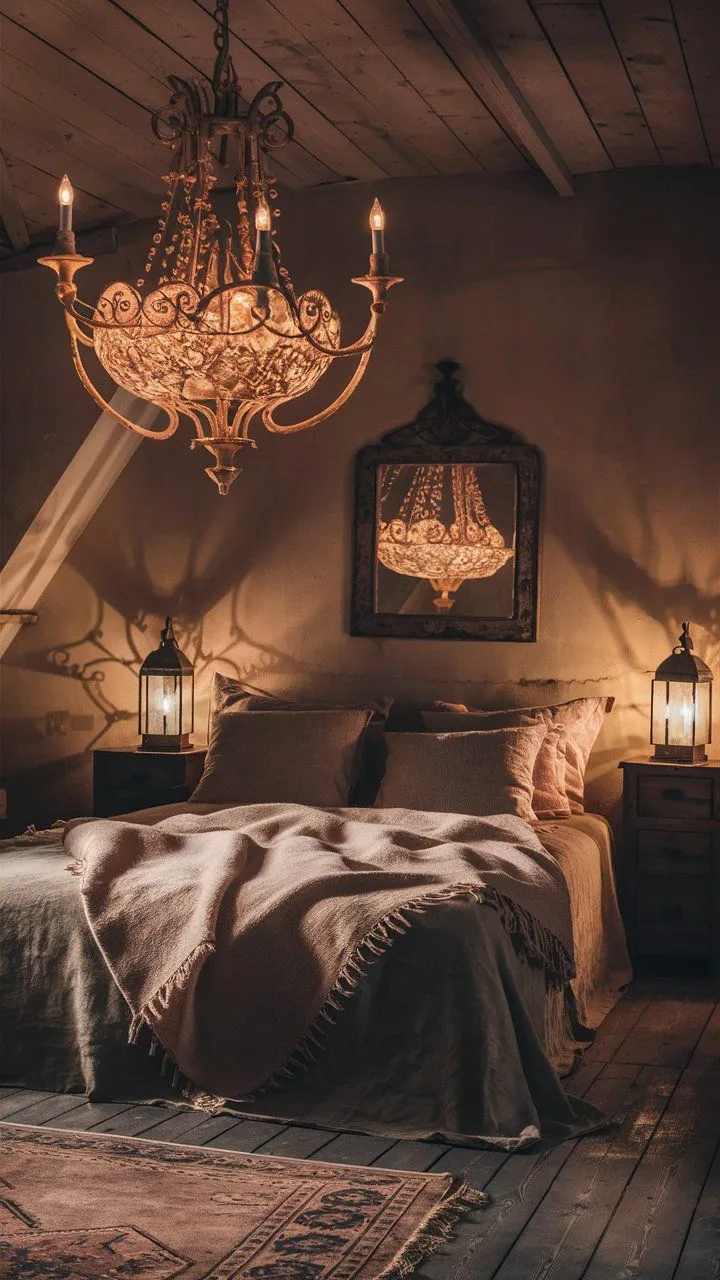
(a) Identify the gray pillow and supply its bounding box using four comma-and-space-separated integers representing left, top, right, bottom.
209, 673, 392, 805
192, 709, 372, 808
375, 726, 548, 823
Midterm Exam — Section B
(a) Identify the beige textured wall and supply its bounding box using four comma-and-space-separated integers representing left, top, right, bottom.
1, 168, 718, 831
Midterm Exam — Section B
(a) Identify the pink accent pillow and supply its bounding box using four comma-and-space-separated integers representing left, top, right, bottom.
422, 709, 570, 820
376, 724, 548, 824
430, 697, 607, 813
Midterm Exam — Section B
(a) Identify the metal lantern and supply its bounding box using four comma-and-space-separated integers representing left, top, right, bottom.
651, 623, 713, 763
138, 617, 194, 752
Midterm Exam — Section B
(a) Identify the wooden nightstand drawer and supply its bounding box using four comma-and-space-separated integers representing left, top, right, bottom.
637, 774, 713, 820
637, 875, 711, 933
638, 830, 712, 875
94, 754, 190, 789
93, 748, 206, 818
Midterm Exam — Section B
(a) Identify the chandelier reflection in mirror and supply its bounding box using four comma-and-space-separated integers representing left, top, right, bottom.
378, 464, 514, 613
39, 0, 402, 493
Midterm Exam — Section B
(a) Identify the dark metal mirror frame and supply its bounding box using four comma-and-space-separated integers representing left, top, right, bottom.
350, 361, 541, 641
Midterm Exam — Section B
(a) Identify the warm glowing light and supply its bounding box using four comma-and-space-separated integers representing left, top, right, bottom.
39, 3, 402, 494
650, 623, 713, 762
255, 200, 271, 232
369, 198, 385, 231
378, 465, 513, 613
58, 174, 74, 206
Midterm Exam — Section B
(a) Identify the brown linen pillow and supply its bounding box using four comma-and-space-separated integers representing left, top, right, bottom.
209, 674, 392, 805
211, 672, 392, 722
429, 696, 607, 813
375, 725, 548, 823
422, 709, 570, 819
192, 709, 372, 807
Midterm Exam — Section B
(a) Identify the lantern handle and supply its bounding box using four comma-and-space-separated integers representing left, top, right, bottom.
675, 622, 693, 654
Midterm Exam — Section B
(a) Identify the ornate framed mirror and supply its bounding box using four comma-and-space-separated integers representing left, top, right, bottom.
351, 361, 541, 640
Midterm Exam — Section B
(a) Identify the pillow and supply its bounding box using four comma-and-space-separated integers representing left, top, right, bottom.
422, 709, 570, 819
211, 672, 392, 723
375, 725, 548, 823
191, 709, 372, 807
209, 674, 392, 805
429, 697, 607, 813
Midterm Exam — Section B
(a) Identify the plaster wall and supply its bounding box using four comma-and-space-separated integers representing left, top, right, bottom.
1, 168, 718, 831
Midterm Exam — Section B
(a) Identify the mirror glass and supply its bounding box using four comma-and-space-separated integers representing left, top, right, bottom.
374, 462, 517, 617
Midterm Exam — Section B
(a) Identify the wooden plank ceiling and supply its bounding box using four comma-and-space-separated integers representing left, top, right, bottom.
0, 0, 716, 252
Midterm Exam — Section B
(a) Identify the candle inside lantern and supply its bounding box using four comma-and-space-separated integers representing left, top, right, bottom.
58, 174, 74, 233
369, 198, 385, 256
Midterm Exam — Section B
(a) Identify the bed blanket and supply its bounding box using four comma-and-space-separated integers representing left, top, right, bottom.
64, 804, 577, 1105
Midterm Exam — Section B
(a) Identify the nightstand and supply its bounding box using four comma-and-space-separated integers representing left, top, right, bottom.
93, 747, 207, 817
619, 758, 720, 975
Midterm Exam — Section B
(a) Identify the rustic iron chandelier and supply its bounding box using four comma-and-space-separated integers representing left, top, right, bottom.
40, 0, 402, 493
378, 464, 513, 612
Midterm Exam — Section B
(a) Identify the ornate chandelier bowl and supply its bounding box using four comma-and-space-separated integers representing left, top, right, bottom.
377, 464, 513, 612
39, 0, 401, 493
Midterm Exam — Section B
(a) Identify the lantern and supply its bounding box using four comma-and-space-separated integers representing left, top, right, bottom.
650, 623, 713, 763
138, 617, 194, 751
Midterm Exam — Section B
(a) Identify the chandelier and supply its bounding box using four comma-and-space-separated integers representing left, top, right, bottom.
378, 464, 513, 612
39, 0, 401, 494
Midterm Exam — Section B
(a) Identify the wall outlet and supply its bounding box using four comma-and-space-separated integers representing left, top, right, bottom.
0, 789, 7, 821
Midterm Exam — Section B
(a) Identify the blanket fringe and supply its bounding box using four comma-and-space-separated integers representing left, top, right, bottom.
375, 1177, 488, 1280
128, 938, 215, 1046
259, 881, 573, 1095
126, 882, 573, 1112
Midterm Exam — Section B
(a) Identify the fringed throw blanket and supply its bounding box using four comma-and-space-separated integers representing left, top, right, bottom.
64, 803, 578, 1108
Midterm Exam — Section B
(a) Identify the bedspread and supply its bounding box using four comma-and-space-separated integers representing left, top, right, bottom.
1, 806, 630, 1149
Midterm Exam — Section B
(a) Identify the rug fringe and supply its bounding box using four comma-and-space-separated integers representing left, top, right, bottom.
375, 1177, 488, 1280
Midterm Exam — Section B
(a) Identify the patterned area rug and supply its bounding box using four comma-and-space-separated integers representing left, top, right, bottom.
0, 1123, 486, 1279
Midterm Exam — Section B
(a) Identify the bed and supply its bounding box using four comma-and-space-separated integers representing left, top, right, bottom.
0, 801, 630, 1151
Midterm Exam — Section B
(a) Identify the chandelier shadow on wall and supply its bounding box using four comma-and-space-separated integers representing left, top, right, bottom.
40, 0, 402, 493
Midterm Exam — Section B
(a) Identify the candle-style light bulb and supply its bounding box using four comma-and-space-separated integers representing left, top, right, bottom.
255, 200, 271, 232
58, 174, 74, 233
369, 197, 386, 259
251, 198, 278, 288
368, 197, 389, 277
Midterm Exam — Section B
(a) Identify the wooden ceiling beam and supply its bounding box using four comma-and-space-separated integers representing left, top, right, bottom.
340, 0, 529, 172
0, 147, 30, 251
466, 0, 611, 173
408, 0, 575, 194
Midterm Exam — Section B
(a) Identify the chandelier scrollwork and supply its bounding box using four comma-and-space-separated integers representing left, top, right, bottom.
39, 0, 401, 493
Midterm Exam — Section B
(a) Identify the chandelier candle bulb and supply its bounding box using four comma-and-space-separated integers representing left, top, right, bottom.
251, 199, 278, 288
58, 175, 73, 232
370, 198, 385, 255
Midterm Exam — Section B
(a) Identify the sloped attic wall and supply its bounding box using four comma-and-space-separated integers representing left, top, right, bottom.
1, 167, 718, 832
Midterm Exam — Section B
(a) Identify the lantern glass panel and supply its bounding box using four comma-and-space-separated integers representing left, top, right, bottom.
695, 682, 711, 746
651, 679, 711, 749
652, 679, 694, 747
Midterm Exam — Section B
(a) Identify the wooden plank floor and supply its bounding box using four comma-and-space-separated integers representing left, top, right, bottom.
2, 977, 719, 1278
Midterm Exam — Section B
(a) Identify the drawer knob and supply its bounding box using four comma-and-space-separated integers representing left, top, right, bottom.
661, 787, 685, 802
663, 847, 687, 860
661, 905, 683, 923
